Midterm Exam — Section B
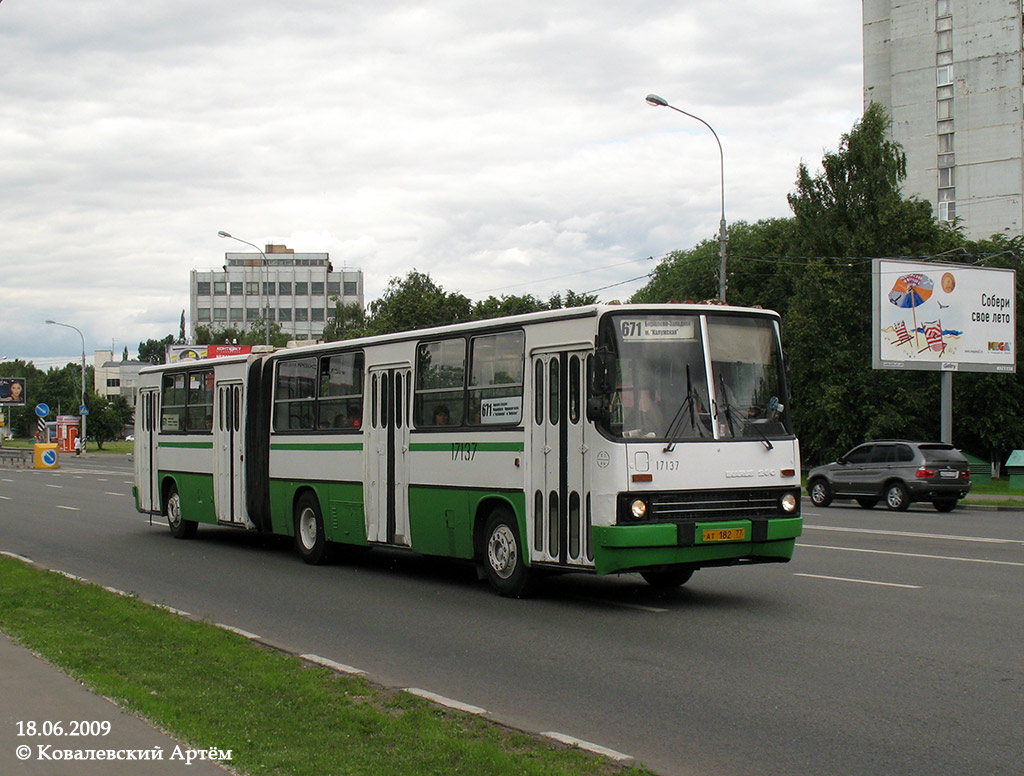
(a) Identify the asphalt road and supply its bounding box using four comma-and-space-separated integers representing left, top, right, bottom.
1, 455, 1021, 776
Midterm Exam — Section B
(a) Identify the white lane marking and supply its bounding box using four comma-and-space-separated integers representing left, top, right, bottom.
215, 623, 261, 640
542, 732, 633, 761
794, 573, 921, 589
0, 495, 10, 500
405, 688, 486, 715
301, 654, 366, 676
804, 524, 1023, 545
0, 551, 32, 563
1, 478, 13, 482
105, 492, 126, 497
45, 484, 63, 489
56, 505, 79, 511
798, 543, 1024, 567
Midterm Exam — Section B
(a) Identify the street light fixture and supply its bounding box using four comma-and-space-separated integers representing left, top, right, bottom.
45, 319, 87, 451
218, 231, 271, 346
646, 93, 729, 303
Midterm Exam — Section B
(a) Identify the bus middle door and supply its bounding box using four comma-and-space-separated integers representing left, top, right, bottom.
214, 381, 246, 525
365, 365, 412, 546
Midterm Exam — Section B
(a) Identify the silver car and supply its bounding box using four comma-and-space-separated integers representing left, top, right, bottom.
807, 441, 972, 512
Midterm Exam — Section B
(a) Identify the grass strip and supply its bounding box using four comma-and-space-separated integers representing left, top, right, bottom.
0, 557, 651, 776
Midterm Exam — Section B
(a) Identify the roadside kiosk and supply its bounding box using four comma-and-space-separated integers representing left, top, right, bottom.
1005, 450, 1024, 490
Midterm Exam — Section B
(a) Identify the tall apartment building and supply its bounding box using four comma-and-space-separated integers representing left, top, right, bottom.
190, 244, 364, 342
863, 0, 1023, 239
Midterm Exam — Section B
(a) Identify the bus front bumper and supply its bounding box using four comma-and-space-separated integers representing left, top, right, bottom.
590, 516, 803, 575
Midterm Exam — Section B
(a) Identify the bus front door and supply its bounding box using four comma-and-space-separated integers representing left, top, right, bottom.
214, 381, 247, 525
529, 350, 592, 569
365, 365, 412, 546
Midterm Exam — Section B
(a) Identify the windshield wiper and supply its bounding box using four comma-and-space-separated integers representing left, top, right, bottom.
663, 365, 705, 452
715, 374, 773, 450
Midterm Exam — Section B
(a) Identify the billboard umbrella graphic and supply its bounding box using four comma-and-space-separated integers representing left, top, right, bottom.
888, 273, 934, 346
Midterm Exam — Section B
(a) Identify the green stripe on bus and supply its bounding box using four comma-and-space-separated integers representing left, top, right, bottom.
409, 442, 524, 452
159, 441, 214, 449
270, 443, 364, 452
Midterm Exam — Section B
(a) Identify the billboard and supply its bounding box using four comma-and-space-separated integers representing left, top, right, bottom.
165, 344, 252, 363
872, 259, 1016, 373
0, 377, 26, 406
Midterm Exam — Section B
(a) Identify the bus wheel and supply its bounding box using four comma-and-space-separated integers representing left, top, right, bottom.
294, 492, 328, 565
482, 507, 536, 598
166, 486, 197, 539
640, 568, 694, 589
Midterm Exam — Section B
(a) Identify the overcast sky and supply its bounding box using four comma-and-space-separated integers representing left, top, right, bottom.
1, 0, 863, 368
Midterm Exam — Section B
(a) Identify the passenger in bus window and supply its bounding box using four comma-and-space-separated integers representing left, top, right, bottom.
434, 405, 450, 425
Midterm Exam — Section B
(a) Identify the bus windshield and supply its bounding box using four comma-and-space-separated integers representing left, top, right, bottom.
595, 312, 792, 442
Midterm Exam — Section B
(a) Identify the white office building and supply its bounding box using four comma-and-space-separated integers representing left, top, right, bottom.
93, 350, 146, 406
863, 0, 1023, 239
190, 244, 364, 342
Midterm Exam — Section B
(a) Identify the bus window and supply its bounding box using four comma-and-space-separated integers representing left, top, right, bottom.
468, 331, 524, 426
317, 351, 364, 430
161, 373, 186, 432
415, 338, 466, 427
274, 357, 316, 431
185, 369, 214, 433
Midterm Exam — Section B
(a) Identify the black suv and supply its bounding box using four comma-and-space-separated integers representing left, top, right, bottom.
807, 441, 972, 512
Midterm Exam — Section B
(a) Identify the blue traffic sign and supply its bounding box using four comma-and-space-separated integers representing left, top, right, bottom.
41, 448, 57, 467
80, 405, 89, 416
35, 403, 49, 418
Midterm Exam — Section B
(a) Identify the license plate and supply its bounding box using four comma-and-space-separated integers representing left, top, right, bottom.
940, 470, 958, 479
702, 528, 746, 542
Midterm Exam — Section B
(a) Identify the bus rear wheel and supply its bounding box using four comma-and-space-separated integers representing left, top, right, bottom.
482, 507, 536, 598
166, 486, 197, 539
640, 568, 694, 589
294, 492, 328, 565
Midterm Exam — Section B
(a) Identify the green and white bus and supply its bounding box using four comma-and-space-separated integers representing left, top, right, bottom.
134, 304, 802, 596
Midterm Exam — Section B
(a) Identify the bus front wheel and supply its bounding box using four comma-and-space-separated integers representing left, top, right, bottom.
294, 492, 328, 565
482, 508, 536, 598
166, 486, 197, 539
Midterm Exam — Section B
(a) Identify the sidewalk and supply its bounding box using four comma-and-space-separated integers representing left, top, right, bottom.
0, 634, 232, 775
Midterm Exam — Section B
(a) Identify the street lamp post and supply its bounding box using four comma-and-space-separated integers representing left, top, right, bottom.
218, 231, 271, 346
646, 94, 729, 303
45, 319, 87, 451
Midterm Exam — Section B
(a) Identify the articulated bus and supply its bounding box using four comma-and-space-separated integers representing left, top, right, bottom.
134, 304, 802, 596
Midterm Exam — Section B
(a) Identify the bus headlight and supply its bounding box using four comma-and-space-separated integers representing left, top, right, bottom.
780, 491, 798, 513
630, 499, 648, 520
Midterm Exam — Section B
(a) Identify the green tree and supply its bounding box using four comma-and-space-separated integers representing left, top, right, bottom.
322, 301, 368, 342
365, 270, 472, 335
139, 335, 175, 365
193, 322, 288, 348
471, 294, 549, 321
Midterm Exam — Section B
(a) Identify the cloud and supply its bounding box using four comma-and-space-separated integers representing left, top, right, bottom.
0, 0, 862, 362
